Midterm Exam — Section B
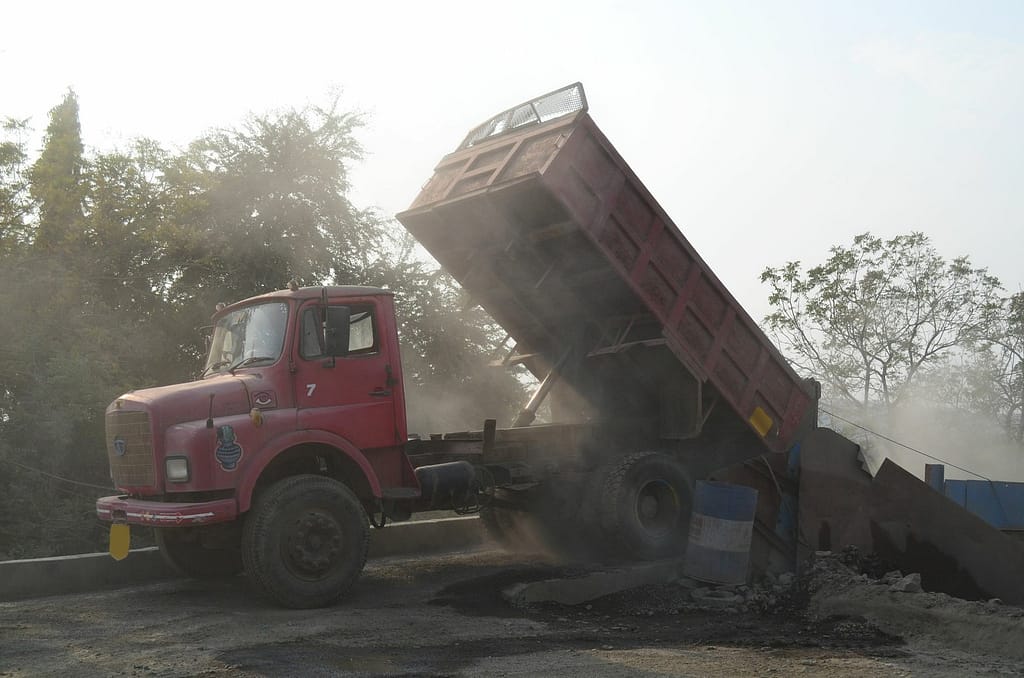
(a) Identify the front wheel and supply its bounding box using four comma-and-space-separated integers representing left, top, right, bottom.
601, 452, 693, 560
242, 475, 369, 608
155, 525, 243, 579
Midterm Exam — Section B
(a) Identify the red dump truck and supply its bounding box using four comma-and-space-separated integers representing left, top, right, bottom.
96, 83, 818, 608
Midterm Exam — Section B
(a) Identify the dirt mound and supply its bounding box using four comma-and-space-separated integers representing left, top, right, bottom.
802, 548, 1024, 661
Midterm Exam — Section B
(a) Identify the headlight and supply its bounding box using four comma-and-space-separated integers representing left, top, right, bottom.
165, 456, 190, 483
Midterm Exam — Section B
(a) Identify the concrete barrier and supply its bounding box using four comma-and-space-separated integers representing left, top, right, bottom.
0, 516, 485, 602
0, 547, 176, 602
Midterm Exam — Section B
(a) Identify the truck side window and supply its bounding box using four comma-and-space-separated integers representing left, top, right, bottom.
299, 305, 378, 359
348, 310, 376, 353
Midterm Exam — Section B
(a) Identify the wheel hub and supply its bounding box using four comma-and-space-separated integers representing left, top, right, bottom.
634, 480, 680, 535
639, 495, 659, 520
286, 511, 343, 576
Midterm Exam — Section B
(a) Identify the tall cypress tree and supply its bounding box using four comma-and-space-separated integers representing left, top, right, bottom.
29, 89, 86, 252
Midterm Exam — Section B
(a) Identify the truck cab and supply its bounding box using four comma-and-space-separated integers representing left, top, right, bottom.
97, 286, 420, 607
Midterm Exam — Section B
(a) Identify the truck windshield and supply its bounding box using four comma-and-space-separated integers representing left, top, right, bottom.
204, 302, 288, 376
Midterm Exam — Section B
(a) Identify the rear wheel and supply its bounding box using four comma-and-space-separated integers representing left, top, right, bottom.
601, 452, 692, 560
242, 474, 369, 609
155, 525, 243, 579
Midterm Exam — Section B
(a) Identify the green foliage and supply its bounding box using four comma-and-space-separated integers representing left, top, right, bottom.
762, 232, 1004, 410
0, 118, 32, 253
84, 140, 171, 311
28, 90, 86, 253
966, 292, 1024, 441
165, 101, 369, 302
0, 254, 150, 558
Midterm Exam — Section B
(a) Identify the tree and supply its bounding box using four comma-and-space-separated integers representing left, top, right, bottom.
28, 90, 86, 253
966, 292, 1024, 441
761, 232, 1003, 412
0, 118, 32, 253
0, 253, 146, 557
162, 100, 371, 303
83, 140, 171, 313
995, 293, 1024, 440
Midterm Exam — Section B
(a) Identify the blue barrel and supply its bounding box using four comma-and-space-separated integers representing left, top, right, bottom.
683, 481, 759, 585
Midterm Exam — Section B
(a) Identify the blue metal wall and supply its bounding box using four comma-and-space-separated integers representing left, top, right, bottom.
943, 479, 1024, 531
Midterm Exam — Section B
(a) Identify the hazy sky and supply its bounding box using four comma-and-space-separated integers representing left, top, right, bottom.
3, 0, 1022, 321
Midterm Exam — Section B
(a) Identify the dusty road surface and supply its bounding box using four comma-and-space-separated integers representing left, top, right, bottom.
0, 547, 1020, 677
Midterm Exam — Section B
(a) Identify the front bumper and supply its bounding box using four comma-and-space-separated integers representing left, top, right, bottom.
96, 495, 238, 527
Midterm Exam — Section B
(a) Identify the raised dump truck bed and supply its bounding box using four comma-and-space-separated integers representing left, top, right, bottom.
398, 84, 814, 455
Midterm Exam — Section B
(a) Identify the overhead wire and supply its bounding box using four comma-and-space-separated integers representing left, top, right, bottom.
4, 457, 115, 491
820, 408, 993, 482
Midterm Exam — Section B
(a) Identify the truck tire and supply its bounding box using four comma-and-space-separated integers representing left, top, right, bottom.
242, 474, 369, 609
600, 452, 692, 560
155, 526, 243, 579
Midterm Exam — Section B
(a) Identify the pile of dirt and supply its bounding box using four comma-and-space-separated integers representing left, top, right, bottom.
501, 565, 907, 657
800, 548, 1024, 661
432, 549, 1023, 665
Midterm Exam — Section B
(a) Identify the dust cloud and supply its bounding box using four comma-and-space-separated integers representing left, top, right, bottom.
404, 372, 540, 438
405, 384, 498, 437
825, 402, 1024, 482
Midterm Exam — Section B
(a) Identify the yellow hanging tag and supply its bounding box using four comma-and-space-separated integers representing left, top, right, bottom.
109, 523, 130, 561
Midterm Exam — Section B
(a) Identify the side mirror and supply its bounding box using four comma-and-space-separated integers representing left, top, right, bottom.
323, 306, 351, 357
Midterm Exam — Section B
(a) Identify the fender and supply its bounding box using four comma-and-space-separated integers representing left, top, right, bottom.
237, 429, 383, 513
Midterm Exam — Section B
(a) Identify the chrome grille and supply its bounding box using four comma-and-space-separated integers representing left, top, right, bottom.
106, 409, 156, 487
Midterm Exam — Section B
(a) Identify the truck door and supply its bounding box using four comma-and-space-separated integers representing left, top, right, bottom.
292, 299, 400, 451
